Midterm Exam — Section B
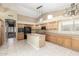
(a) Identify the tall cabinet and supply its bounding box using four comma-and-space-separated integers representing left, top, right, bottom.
0, 19, 4, 46
17, 24, 24, 40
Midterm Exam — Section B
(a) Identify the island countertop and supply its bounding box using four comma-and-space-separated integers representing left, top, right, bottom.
27, 33, 46, 49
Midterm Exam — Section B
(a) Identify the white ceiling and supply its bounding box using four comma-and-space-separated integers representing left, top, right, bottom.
1, 3, 70, 18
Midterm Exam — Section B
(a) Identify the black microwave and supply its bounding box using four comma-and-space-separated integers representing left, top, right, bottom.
41, 26, 46, 30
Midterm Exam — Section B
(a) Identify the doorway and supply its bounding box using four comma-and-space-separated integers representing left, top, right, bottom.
5, 19, 16, 46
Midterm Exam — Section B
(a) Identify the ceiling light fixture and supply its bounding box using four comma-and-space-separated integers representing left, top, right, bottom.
36, 5, 43, 17
64, 3, 79, 16
36, 5, 43, 22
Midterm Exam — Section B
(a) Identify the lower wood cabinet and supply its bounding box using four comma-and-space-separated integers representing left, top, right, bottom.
50, 35, 57, 43
46, 34, 79, 51
72, 38, 79, 51
63, 37, 72, 48
56, 36, 64, 45
46, 34, 57, 43
17, 33, 24, 40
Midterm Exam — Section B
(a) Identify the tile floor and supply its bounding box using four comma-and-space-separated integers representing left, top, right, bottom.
0, 38, 79, 56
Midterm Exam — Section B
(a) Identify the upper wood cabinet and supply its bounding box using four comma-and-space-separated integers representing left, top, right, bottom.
17, 24, 24, 28
31, 25, 36, 29
32, 25, 41, 30
31, 21, 58, 30
46, 21, 58, 30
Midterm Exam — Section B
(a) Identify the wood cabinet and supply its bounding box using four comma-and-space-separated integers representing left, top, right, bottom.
17, 23, 24, 40
17, 23, 33, 40
32, 24, 41, 30
46, 21, 58, 30
72, 38, 79, 51
63, 37, 72, 48
33, 25, 41, 30
0, 20, 4, 46
46, 34, 57, 43
17, 24, 24, 28
46, 33, 79, 51
17, 33, 24, 40
56, 36, 64, 45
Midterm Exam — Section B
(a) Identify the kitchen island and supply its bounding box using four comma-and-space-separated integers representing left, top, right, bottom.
27, 33, 45, 49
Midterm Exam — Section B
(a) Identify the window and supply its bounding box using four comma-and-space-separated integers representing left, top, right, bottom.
48, 15, 53, 19
74, 20, 79, 31
61, 20, 73, 31
39, 18, 43, 22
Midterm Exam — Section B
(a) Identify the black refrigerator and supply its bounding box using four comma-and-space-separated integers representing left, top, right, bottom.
24, 27, 31, 39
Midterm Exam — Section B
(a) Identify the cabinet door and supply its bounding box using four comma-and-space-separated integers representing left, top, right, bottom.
46, 21, 58, 30
72, 39, 79, 51
57, 36, 64, 45
63, 37, 72, 48
46, 34, 51, 41
0, 20, 4, 46
50, 35, 57, 43
46, 23, 52, 30
17, 33, 24, 40
46, 34, 57, 43
18, 24, 24, 28
52, 21, 58, 30
0, 31, 2, 45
